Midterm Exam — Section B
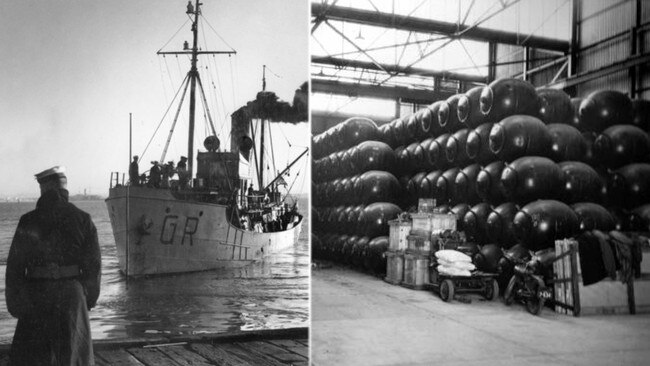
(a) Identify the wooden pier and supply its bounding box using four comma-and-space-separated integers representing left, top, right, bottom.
0, 327, 308, 365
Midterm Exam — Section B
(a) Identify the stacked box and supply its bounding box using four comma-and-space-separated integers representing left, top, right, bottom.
418, 198, 435, 213
389, 219, 411, 252
411, 213, 457, 235
406, 234, 432, 254
411, 213, 433, 232
385, 251, 404, 285
402, 253, 430, 290
431, 214, 457, 234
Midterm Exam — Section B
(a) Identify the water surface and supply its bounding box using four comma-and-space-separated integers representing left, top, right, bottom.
0, 198, 309, 341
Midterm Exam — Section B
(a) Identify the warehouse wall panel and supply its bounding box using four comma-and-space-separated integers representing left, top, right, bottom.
576, 69, 629, 96
580, 0, 635, 47
577, 36, 631, 73
529, 49, 566, 86
494, 43, 524, 80
642, 0, 650, 23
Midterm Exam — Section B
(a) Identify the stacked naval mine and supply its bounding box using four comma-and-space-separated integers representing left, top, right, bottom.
312, 77, 650, 294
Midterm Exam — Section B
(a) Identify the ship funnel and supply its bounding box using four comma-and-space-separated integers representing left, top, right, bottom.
204, 135, 220, 151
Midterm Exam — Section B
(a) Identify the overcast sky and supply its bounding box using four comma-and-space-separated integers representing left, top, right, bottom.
0, 0, 309, 198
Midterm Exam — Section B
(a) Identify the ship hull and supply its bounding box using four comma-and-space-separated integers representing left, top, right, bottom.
105, 186, 302, 276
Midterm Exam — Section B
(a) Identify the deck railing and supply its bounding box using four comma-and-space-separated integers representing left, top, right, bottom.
109, 172, 127, 189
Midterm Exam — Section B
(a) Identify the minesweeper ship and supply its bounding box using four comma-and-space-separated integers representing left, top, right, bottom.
105, 0, 307, 277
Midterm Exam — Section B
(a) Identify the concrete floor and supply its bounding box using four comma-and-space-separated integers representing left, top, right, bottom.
311, 264, 650, 366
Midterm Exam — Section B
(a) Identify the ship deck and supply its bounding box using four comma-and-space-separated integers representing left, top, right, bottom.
0, 328, 308, 366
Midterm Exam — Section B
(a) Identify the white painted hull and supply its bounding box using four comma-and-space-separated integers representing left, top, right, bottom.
105, 186, 302, 276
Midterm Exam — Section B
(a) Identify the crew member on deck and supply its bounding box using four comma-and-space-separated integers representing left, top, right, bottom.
5, 166, 101, 366
161, 161, 175, 188
149, 161, 162, 188
247, 183, 254, 208
263, 187, 271, 204
177, 156, 189, 189
129, 155, 140, 186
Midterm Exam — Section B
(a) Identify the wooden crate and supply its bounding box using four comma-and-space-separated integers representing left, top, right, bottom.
411, 213, 433, 232
411, 213, 457, 234
406, 233, 432, 254
384, 250, 404, 285
418, 198, 435, 213
554, 239, 650, 316
402, 253, 430, 290
431, 214, 457, 233
389, 219, 411, 252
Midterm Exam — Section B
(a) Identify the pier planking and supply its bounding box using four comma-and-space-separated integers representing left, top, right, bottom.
0, 328, 308, 366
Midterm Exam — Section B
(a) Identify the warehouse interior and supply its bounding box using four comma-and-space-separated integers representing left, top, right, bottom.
311, 1, 650, 365
312, 0, 649, 133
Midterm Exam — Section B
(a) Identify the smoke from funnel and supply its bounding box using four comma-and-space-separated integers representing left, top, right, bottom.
230, 81, 308, 159
245, 81, 308, 124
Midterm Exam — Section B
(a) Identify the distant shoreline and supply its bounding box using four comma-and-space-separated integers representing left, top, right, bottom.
1, 195, 106, 203
2, 192, 307, 203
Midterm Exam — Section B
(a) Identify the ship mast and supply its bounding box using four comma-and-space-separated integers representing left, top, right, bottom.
256, 65, 309, 196
157, 0, 236, 179
187, 0, 200, 178
258, 65, 267, 190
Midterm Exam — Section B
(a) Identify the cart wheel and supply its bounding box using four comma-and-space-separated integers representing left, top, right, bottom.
484, 278, 499, 301
439, 279, 455, 302
526, 283, 545, 315
503, 276, 518, 306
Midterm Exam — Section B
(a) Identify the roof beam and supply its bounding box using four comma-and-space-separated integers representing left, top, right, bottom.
312, 3, 570, 52
542, 52, 650, 90
311, 78, 454, 103
312, 56, 488, 83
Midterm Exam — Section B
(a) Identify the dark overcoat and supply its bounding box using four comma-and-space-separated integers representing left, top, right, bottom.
5, 188, 101, 366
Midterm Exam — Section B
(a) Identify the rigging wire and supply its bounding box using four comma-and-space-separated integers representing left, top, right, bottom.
228, 55, 237, 115
199, 17, 222, 134
197, 15, 239, 149
276, 123, 294, 148
200, 15, 237, 52
160, 75, 192, 163
140, 73, 190, 161
264, 65, 283, 81
176, 56, 183, 78
201, 18, 229, 132
213, 57, 229, 137
283, 155, 308, 203
296, 155, 308, 195
196, 17, 221, 132
267, 122, 277, 183
162, 56, 175, 93
209, 55, 225, 123
157, 19, 191, 53
203, 63, 219, 126
230, 55, 241, 127
196, 75, 218, 136
157, 57, 170, 103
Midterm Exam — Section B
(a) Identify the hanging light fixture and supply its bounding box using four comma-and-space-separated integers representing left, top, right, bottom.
355, 26, 364, 40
